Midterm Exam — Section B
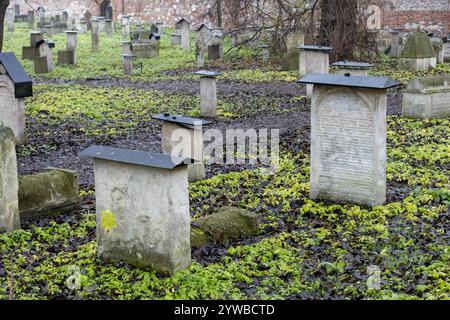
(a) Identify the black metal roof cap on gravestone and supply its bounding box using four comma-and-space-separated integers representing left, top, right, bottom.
0, 52, 33, 98
299, 45, 333, 52
194, 70, 221, 77
81, 145, 191, 169
153, 114, 212, 126
298, 73, 402, 90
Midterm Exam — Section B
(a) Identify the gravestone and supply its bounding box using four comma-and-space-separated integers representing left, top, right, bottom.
176, 19, 190, 51
299, 45, 333, 97
62, 11, 69, 24
298, 74, 401, 206
27, 11, 35, 29
171, 34, 181, 45
58, 31, 78, 65
282, 32, 305, 71
153, 114, 212, 181
22, 31, 44, 60
131, 42, 153, 58
402, 75, 450, 118
260, 45, 270, 63
149, 33, 161, 58
155, 21, 164, 35
6, 8, 15, 32
0, 53, 33, 145
77, 20, 87, 34
84, 10, 92, 31
91, 18, 100, 51
121, 15, 130, 40
400, 31, 436, 71
37, 7, 46, 28
34, 40, 55, 74
445, 38, 450, 63
194, 70, 220, 118
430, 35, 444, 64
0, 126, 20, 233
81, 145, 191, 275
97, 16, 106, 33
121, 41, 132, 55
196, 24, 224, 67
390, 30, 401, 58
332, 61, 374, 76
123, 54, 135, 75
105, 19, 113, 38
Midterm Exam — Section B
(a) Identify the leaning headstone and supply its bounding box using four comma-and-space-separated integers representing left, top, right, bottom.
0, 126, 20, 233
282, 32, 305, 71
332, 61, 374, 76
153, 114, 212, 182
81, 145, 192, 275
22, 31, 44, 60
299, 45, 333, 97
176, 19, 191, 51
298, 73, 401, 206
194, 70, 220, 118
0, 53, 33, 145
400, 31, 436, 71
430, 35, 444, 65
402, 75, 450, 118
6, 8, 15, 33
27, 10, 35, 29
18, 169, 80, 218
91, 18, 100, 52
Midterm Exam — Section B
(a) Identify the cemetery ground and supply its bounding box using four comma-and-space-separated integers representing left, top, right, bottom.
0, 23, 450, 300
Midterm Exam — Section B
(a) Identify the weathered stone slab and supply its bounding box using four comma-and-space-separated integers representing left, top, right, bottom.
402, 75, 450, 118
131, 41, 158, 58
18, 169, 80, 218
176, 19, 190, 51
0, 127, 20, 233
82, 146, 191, 275
400, 32, 437, 71
282, 32, 304, 71
91, 19, 100, 51
58, 50, 75, 65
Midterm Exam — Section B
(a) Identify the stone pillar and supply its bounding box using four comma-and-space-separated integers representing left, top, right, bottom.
66, 31, 77, 52
299, 46, 333, 97
0, 66, 26, 144
6, 8, 15, 33
195, 71, 220, 118
299, 73, 401, 206
62, 11, 69, 24
0, 127, 20, 233
283, 32, 305, 71
121, 41, 132, 55
38, 8, 46, 28
81, 146, 191, 275
123, 54, 134, 75
27, 10, 35, 29
390, 31, 401, 58
121, 16, 130, 40
91, 19, 100, 52
78, 20, 87, 34
260, 45, 270, 63
180, 24, 190, 51
105, 19, 113, 38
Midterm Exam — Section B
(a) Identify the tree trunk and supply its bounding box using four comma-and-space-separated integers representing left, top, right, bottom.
217, 0, 223, 28
0, 0, 10, 52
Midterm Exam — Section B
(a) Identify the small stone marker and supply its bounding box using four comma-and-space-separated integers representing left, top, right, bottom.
122, 54, 135, 75
0, 126, 20, 233
6, 8, 15, 32
299, 45, 333, 97
81, 145, 191, 275
0, 53, 33, 145
402, 74, 450, 118
153, 113, 212, 182
22, 31, 44, 60
58, 31, 77, 65
332, 61, 374, 76
194, 70, 221, 118
176, 19, 190, 51
91, 18, 100, 51
27, 10, 35, 29
38, 7, 46, 28
298, 73, 401, 206
390, 30, 401, 58
97, 16, 106, 32
282, 32, 305, 71
121, 15, 130, 40
34, 40, 55, 74
260, 45, 270, 63
105, 19, 113, 38
400, 31, 436, 71
149, 33, 161, 58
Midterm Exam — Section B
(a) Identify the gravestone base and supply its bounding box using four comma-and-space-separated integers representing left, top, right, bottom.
403, 92, 450, 118
58, 50, 75, 65
22, 46, 37, 60
34, 57, 52, 74
399, 57, 437, 71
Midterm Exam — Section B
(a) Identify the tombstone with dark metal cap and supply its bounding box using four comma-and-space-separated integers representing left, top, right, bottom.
0, 53, 33, 144
153, 114, 212, 182
34, 40, 55, 74
298, 73, 401, 206
81, 146, 191, 275
194, 70, 221, 118
299, 45, 333, 97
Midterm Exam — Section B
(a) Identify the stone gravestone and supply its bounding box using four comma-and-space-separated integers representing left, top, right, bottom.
194, 70, 220, 118
27, 10, 35, 29
155, 21, 164, 35
400, 31, 436, 71
153, 114, 212, 182
105, 19, 113, 38
122, 54, 135, 75
6, 8, 15, 32
445, 37, 450, 63
402, 75, 450, 118
84, 10, 92, 31
196, 24, 224, 68
58, 31, 78, 65
332, 61, 374, 76
81, 145, 191, 275
77, 20, 87, 34
34, 40, 55, 74
282, 32, 305, 71
299, 45, 333, 97
22, 31, 44, 60
430, 35, 444, 65
149, 33, 161, 58
390, 30, 401, 58
0, 126, 20, 233
91, 18, 100, 51
37, 7, 46, 28
121, 15, 130, 40
176, 19, 191, 51
298, 73, 401, 206
171, 34, 181, 45
260, 45, 270, 63
0, 53, 33, 145
121, 41, 132, 55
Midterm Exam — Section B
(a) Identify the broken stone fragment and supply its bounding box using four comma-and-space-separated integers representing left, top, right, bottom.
18, 168, 81, 218
191, 207, 259, 248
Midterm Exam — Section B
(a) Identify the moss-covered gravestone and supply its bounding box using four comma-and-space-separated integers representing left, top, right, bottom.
400, 32, 436, 71
282, 32, 304, 71
0, 127, 20, 232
